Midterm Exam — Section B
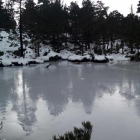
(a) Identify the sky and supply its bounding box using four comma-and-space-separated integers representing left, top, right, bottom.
62, 0, 139, 16
3, 0, 139, 16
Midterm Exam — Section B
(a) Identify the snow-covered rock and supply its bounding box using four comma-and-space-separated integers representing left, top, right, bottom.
92, 55, 109, 63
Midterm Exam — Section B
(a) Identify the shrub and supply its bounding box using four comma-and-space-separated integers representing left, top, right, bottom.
94, 46, 103, 55
52, 121, 93, 140
13, 50, 20, 56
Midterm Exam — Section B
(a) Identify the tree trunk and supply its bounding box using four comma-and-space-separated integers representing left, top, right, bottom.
130, 42, 134, 54
122, 44, 124, 54
19, 0, 24, 57
85, 41, 87, 51
88, 43, 90, 50
103, 36, 106, 55
57, 35, 60, 53
120, 40, 124, 54
106, 39, 109, 51
111, 40, 113, 54
136, 43, 139, 53
81, 42, 84, 56
37, 44, 40, 57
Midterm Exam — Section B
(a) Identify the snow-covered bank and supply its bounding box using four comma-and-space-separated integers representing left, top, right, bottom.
0, 52, 130, 67
0, 30, 137, 67
0, 57, 44, 67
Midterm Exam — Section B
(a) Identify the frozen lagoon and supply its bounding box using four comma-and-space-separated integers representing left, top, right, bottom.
0, 61, 140, 140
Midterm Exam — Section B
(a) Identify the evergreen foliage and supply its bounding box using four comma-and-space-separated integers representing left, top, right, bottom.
1, 0, 140, 56
52, 121, 93, 140
11, 0, 25, 57
0, 0, 16, 30
137, 1, 140, 13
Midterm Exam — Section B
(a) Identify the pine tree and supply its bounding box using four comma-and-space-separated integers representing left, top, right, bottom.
123, 13, 139, 54
0, 0, 16, 30
107, 10, 123, 53
22, 0, 41, 57
136, 1, 140, 52
12, 0, 24, 57
80, 0, 95, 51
53, 121, 93, 140
48, 0, 68, 52
137, 1, 140, 13
94, 1, 109, 55
69, 2, 80, 42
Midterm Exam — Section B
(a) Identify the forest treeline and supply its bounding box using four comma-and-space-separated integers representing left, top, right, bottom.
1, 0, 140, 57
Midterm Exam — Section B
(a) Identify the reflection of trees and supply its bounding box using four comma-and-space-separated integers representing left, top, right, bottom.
23, 63, 140, 116
26, 64, 69, 116
45, 95, 68, 116
67, 64, 116, 114
116, 65, 140, 99
11, 70, 36, 131
109, 65, 140, 117
0, 68, 15, 117
135, 99, 140, 116
66, 63, 140, 115
1, 62, 140, 120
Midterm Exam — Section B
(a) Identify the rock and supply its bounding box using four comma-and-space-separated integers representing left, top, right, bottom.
69, 58, 90, 63
130, 56, 135, 61
125, 55, 133, 58
110, 59, 114, 61
134, 53, 140, 61
0, 61, 4, 67
130, 53, 140, 61
49, 55, 61, 61
68, 56, 91, 63
81, 57, 91, 62
43, 50, 50, 56
92, 57, 109, 63
69, 59, 81, 62
12, 62, 23, 66
28, 61, 38, 65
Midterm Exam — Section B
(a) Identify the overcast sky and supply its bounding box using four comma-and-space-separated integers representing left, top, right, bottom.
62, 0, 139, 16
3, 0, 139, 16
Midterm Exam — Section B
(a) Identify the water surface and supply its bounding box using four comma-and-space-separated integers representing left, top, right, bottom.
0, 61, 140, 140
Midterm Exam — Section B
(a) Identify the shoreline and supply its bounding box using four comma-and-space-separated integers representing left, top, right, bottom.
0, 57, 132, 68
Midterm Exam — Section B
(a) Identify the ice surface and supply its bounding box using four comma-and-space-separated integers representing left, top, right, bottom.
0, 62, 140, 140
